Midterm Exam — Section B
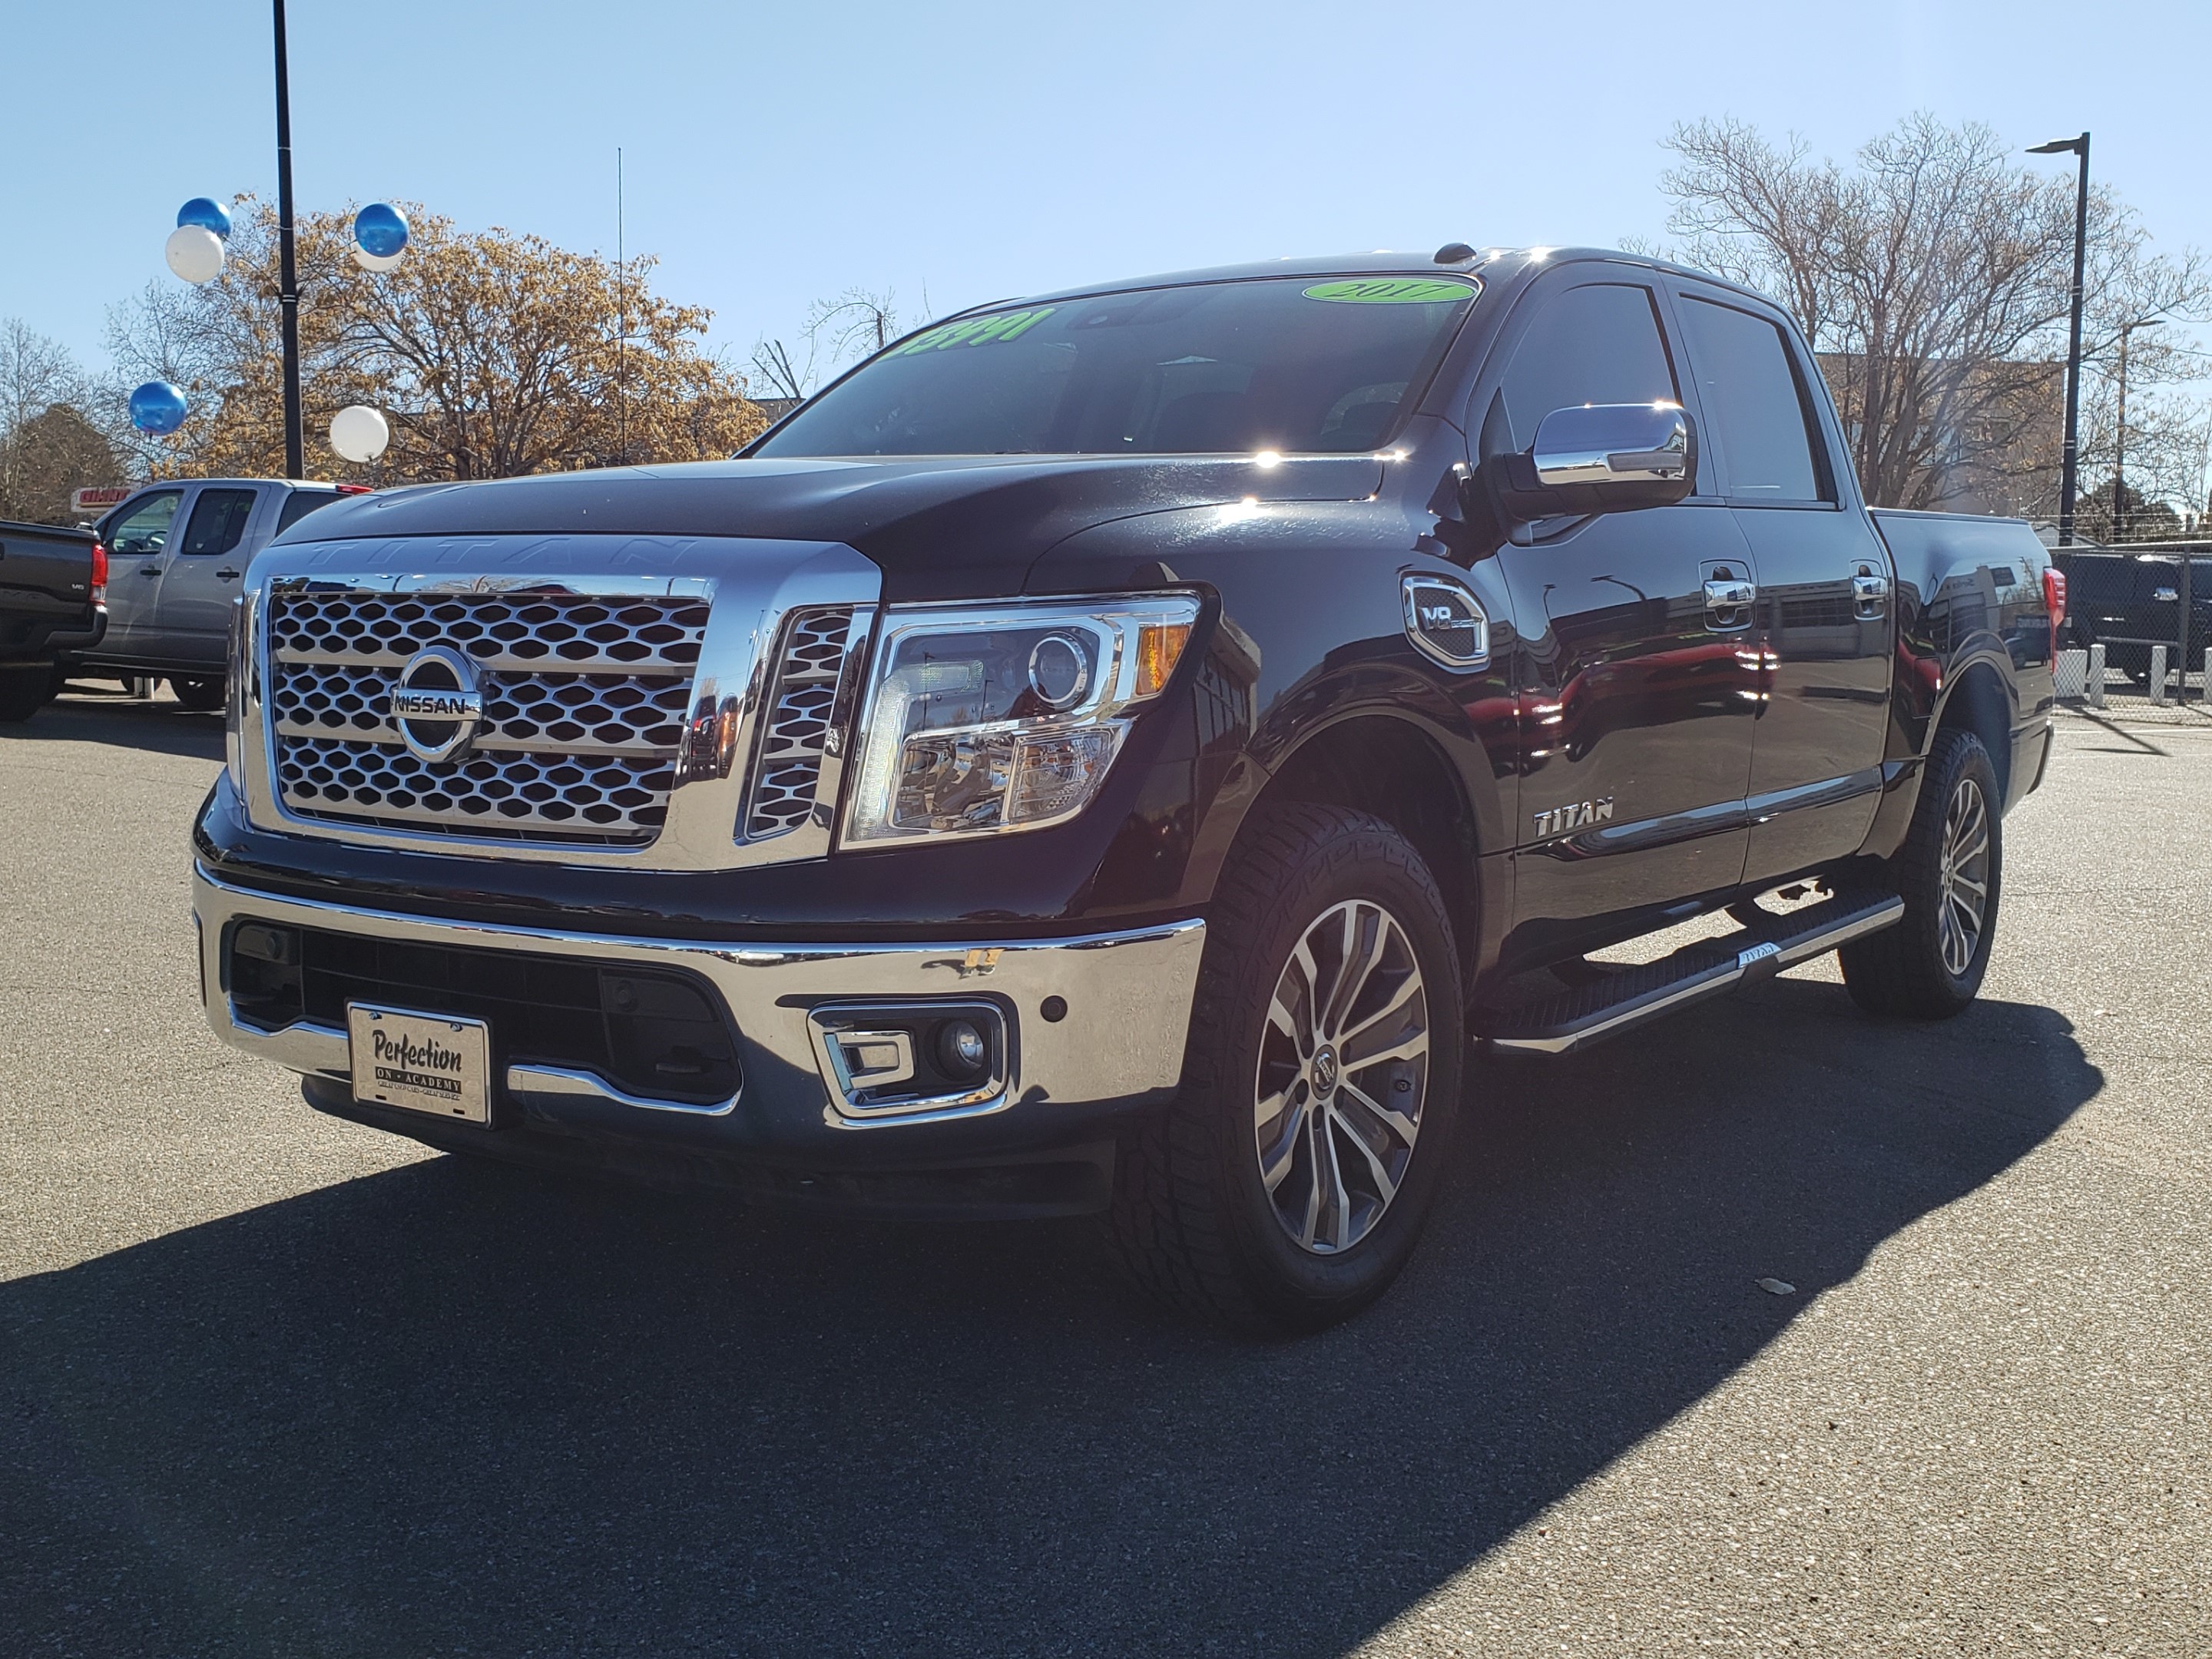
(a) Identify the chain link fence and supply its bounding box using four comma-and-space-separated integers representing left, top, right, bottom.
2054, 541, 2212, 720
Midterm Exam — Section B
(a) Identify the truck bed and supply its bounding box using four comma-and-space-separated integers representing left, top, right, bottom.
0, 519, 102, 666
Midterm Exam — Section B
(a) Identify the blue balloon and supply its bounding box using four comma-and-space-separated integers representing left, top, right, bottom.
354, 202, 409, 259
177, 197, 232, 239
130, 381, 188, 435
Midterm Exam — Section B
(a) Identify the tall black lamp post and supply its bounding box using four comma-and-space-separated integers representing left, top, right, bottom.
2028, 132, 2090, 547
273, 0, 304, 479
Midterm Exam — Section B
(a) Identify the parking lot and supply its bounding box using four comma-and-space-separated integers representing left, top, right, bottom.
2, 688, 2207, 1657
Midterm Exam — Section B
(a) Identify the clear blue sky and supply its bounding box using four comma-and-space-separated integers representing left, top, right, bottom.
9, 0, 2209, 379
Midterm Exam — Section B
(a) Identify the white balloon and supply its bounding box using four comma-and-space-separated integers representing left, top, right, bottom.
329, 405, 391, 464
352, 244, 406, 273
164, 224, 225, 284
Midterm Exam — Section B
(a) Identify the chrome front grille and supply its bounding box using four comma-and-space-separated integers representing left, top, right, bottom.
266, 588, 710, 844
744, 608, 859, 840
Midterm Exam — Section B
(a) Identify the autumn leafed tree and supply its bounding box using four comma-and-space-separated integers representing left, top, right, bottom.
1657, 114, 2211, 518
107, 198, 767, 483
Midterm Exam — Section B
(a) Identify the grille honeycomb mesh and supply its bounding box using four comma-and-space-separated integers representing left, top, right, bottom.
744, 608, 856, 839
273, 663, 689, 756
269, 591, 708, 671
276, 738, 674, 839
266, 588, 705, 844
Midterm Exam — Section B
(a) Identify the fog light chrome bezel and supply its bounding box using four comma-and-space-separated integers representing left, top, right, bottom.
805, 998, 1012, 1123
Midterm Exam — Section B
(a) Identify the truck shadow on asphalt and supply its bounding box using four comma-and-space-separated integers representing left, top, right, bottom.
1, 981, 2098, 1657
2, 692, 227, 763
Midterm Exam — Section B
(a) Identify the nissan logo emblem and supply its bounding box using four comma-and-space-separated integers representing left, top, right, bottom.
389, 645, 485, 763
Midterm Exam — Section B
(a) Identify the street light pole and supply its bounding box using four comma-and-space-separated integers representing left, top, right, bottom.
273, 0, 304, 480
2028, 132, 2090, 546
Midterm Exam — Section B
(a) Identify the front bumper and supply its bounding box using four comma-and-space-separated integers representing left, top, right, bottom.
194, 866, 1204, 1207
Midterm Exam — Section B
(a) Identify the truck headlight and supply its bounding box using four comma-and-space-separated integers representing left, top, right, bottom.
842, 594, 1199, 845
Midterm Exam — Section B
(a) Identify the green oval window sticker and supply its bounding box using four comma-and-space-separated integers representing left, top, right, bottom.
887, 306, 1058, 356
1302, 278, 1476, 305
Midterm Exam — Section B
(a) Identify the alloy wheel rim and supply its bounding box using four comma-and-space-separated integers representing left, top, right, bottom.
1936, 777, 1991, 979
1253, 898, 1430, 1255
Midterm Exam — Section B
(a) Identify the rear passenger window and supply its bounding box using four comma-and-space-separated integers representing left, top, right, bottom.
276, 489, 343, 534
180, 488, 257, 556
1499, 283, 1679, 450
1677, 297, 1828, 502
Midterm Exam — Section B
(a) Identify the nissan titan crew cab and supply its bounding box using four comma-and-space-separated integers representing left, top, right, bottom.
194, 248, 2059, 1331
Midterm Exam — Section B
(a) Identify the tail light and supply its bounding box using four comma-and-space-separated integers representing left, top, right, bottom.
89, 540, 108, 603
336, 483, 372, 495
2044, 566, 2068, 640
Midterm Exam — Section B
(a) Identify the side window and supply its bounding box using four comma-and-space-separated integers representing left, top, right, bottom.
105, 491, 184, 556
1498, 283, 1679, 451
275, 489, 342, 535
1677, 297, 1828, 502
179, 488, 258, 556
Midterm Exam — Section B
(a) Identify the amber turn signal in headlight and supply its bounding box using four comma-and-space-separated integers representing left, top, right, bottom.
1136, 621, 1192, 698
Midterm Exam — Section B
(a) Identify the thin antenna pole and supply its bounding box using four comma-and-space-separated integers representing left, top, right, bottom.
617, 147, 627, 465
273, 0, 304, 478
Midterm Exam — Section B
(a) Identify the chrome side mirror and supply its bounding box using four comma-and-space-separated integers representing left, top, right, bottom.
1485, 402, 1697, 524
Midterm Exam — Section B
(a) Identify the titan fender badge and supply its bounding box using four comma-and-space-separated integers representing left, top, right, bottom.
389, 645, 485, 763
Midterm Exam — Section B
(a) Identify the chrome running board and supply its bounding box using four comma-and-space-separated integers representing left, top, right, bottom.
1478, 892, 1905, 1057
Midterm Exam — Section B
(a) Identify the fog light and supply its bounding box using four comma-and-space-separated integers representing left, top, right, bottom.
937, 1018, 988, 1078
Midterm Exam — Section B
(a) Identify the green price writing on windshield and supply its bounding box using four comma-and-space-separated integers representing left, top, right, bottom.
1302, 279, 1475, 305
888, 307, 1058, 356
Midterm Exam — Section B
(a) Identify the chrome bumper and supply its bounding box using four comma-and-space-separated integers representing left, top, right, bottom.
192, 866, 1204, 1140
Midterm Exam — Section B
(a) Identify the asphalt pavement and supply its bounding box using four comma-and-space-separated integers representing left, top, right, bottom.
2, 686, 2206, 1657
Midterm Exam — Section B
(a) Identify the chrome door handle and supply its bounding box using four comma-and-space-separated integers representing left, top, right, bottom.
1853, 569, 1889, 618
1704, 578, 1756, 630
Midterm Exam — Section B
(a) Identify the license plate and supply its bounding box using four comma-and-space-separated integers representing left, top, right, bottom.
348, 1005, 491, 1124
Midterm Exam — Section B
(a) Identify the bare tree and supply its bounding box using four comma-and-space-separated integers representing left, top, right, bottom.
750, 287, 906, 403
1657, 114, 2212, 514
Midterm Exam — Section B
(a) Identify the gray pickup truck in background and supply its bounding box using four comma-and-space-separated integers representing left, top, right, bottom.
66, 478, 358, 709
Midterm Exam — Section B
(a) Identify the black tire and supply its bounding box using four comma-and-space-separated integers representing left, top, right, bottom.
0, 667, 48, 723
1839, 727, 2002, 1019
1106, 803, 1465, 1334
168, 674, 225, 712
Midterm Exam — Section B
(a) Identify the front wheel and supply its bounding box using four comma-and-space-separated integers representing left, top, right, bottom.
1107, 804, 1464, 1333
1839, 727, 2002, 1018
168, 675, 225, 712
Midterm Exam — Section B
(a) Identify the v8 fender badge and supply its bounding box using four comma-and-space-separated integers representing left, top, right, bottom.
1532, 796, 1614, 839
1401, 572, 1490, 671
389, 645, 485, 763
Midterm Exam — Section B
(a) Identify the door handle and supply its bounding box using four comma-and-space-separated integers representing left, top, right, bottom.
1704, 578, 1756, 631
1853, 565, 1889, 618
215, 568, 242, 581
140, 564, 165, 576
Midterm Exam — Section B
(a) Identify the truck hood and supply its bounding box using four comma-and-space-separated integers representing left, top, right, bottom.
279, 453, 1386, 599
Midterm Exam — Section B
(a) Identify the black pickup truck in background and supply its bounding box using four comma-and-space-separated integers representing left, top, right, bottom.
193, 246, 2058, 1331
0, 519, 105, 722
2058, 548, 2210, 687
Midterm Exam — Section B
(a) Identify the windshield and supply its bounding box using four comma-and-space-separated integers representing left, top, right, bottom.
752, 275, 1480, 459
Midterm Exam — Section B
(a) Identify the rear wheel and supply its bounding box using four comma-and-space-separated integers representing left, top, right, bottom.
168, 674, 225, 712
1839, 727, 2001, 1018
1107, 804, 1463, 1333
0, 666, 48, 723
